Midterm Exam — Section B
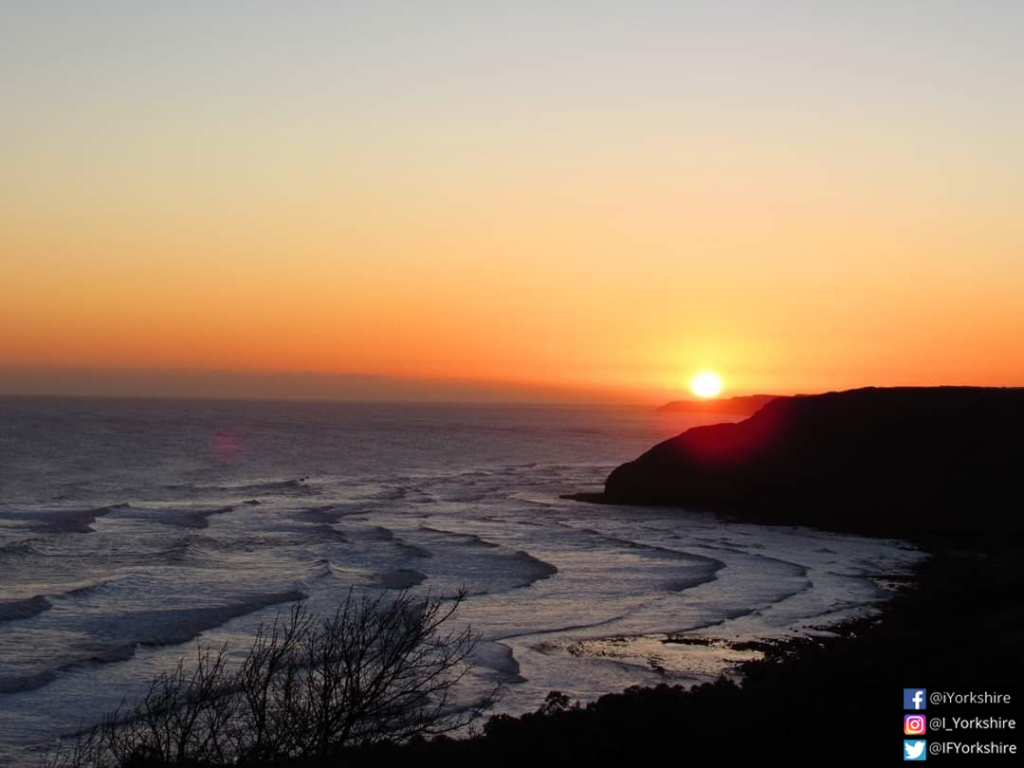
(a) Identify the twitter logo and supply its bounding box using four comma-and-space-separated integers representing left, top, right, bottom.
904, 740, 927, 761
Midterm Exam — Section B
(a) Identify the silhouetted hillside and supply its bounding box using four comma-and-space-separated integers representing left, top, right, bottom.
607, 387, 1024, 531
656, 393, 779, 415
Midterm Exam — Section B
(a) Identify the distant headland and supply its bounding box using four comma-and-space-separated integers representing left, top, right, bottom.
592, 387, 1024, 532
656, 394, 780, 416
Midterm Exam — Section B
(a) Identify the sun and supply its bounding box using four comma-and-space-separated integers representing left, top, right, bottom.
690, 371, 723, 399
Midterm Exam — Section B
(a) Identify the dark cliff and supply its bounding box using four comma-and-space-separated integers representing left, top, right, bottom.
605, 387, 1024, 531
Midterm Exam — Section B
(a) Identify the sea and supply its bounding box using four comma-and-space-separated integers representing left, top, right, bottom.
0, 396, 923, 765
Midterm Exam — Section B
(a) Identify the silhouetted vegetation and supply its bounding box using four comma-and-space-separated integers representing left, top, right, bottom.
43, 588, 489, 767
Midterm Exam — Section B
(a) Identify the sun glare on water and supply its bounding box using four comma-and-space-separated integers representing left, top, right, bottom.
690, 371, 723, 399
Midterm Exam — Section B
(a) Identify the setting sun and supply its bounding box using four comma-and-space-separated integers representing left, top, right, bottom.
690, 372, 723, 399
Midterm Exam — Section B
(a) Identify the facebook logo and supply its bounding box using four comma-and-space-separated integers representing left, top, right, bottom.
904, 689, 927, 710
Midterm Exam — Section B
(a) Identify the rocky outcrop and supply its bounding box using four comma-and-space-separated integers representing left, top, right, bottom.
605, 387, 1024, 531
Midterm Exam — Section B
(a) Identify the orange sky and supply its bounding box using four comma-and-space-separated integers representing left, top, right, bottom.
3, 3, 1023, 402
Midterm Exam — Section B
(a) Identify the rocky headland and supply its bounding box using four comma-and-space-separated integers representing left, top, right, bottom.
606, 387, 1024, 532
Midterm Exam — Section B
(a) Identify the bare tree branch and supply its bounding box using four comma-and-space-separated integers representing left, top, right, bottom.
43, 587, 497, 767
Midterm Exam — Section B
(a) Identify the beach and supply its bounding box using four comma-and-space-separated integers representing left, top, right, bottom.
0, 397, 922, 766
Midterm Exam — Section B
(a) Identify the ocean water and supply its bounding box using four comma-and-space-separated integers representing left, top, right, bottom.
0, 397, 922, 765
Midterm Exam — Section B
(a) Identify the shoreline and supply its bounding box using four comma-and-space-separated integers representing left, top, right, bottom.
327, 528, 1022, 766
24, 514, 1019, 766
562, 490, 1004, 539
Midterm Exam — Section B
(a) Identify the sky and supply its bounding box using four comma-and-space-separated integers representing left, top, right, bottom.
2, 1, 1023, 402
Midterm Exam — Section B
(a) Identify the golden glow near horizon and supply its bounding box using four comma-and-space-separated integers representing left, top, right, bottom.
690, 372, 723, 399
2, 4, 1023, 402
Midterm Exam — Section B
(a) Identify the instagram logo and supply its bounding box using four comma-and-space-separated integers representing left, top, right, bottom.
905, 715, 927, 735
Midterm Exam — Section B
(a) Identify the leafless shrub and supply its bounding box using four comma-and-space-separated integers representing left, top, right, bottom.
43, 588, 492, 767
